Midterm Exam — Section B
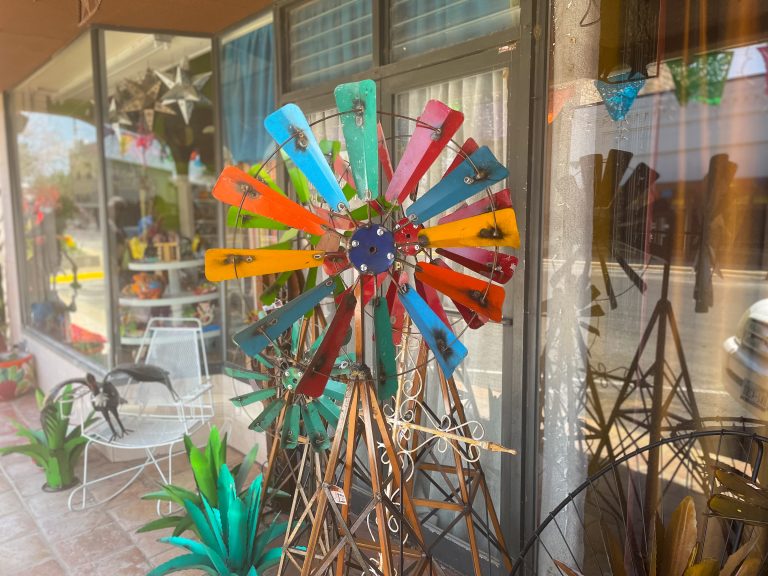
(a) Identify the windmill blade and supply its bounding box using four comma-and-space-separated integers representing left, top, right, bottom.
436, 247, 518, 284
213, 166, 330, 236
416, 276, 451, 327
378, 122, 394, 182
302, 403, 331, 451
335, 79, 378, 200
265, 103, 348, 210
226, 206, 287, 230
205, 249, 324, 281
406, 146, 508, 225
234, 279, 336, 359
315, 396, 341, 428
249, 397, 286, 432
384, 100, 464, 204
433, 259, 488, 329
417, 208, 520, 249
322, 380, 347, 403
438, 188, 512, 225
281, 403, 300, 449
231, 387, 278, 407
443, 138, 480, 176
386, 271, 408, 346
373, 297, 398, 401
296, 291, 358, 398
415, 261, 505, 322
398, 284, 468, 379
224, 366, 271, 382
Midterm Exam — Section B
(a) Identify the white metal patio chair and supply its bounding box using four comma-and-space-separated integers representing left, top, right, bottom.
68, 317, 214, 511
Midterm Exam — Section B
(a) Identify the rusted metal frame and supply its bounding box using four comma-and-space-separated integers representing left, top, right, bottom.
278, 441, 313, 576
437, 369, 482, 576
316, 493, 382, 576
334, 381, 361, 576
359, 381, 394, 575
300, 380, 357, 576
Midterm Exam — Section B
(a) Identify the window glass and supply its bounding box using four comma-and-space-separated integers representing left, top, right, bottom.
390, 0, 518, 62
288, 0, 372, 90
395, 68, 509, 568
11, 34, 110, 364
220, 19, 278, 363
538, 0, 768, 568
101, 32, 220, 363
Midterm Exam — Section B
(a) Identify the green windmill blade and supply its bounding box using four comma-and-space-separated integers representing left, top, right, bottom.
280, 404, 301, 450
302, 403, 330, 451
249, 397, 286, 432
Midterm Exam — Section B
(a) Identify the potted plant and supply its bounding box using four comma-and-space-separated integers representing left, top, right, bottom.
0, 386, 93, 491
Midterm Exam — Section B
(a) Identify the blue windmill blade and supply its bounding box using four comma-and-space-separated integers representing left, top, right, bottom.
334, 79, 378, 200
264, 103, 348, 210
233, 279, 336, 359
406, 146, 508, 225
398, 284, 468, 379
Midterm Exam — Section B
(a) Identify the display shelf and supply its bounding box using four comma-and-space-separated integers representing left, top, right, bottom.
121, 326, 221, 346
119, 291, 218, 308
127, 259, 204, 272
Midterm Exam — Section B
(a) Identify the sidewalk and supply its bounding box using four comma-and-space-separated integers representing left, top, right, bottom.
0, 393, 210, 575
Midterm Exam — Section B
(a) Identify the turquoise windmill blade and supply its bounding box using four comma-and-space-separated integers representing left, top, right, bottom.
373, 296, 398, 401
335, 79, 378, 200
264, 103, 348, 210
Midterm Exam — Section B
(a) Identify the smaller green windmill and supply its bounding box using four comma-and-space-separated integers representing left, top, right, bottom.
227, 315, 352, 452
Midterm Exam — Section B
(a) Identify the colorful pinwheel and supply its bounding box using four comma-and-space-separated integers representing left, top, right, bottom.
207, 78, 520, 410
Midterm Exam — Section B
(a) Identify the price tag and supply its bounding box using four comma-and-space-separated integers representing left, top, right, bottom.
328, 485, 347, 505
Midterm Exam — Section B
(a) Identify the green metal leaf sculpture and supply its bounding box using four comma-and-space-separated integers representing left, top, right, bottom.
139, 426, 259, 536
0, 386, 95, 491
148, 464, 287, 576
708, 465, 768, 526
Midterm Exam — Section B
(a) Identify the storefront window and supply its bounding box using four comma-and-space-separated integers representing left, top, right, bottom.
538, 0, 768, 567
101, 32, 220, 363
10, 34, 110, 365
220, 17, 278, 364
394, 68, 509, 567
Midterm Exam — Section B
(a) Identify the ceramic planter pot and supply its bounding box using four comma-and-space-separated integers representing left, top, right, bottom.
0, 353, 35, 401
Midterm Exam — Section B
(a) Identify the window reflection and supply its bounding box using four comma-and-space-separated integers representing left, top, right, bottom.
11, 35, 109, 364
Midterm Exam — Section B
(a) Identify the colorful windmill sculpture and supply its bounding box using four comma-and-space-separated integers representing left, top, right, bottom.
206, 80, 520, 406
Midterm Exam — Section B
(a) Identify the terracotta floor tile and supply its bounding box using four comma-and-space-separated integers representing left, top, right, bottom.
79, 546, 151, 576
10, 558, 67, 576
0, 510, 37, 544
26, 485, 91, 519
0, 489, 24, 517
0, 470, 12, 493
53, 519, 133, 568
2, 457, 46, 496
109, 491, 165, 531
131, 529, 174, 560
36, 508, 113, 542
0, 533, 54, 573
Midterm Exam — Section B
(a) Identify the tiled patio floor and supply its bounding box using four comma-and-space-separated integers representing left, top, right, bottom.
0, 393, 233, 575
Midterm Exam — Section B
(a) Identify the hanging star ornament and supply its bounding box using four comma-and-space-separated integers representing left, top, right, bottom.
155, 59, 212, 125
121, 69, 176, 131
107, 95, 131, 140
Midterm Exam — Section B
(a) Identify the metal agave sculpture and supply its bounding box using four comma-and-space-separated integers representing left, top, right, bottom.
206, 78, 520, 418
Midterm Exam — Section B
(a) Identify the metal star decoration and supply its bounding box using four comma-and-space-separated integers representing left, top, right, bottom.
107, 95, 131, 140
154, 59, 212, 125
121, 69, 176, 131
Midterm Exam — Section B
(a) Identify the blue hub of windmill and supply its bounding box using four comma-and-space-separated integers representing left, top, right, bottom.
348, 225, 395, 275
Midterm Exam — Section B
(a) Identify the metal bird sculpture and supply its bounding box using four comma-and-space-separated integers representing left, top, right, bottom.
45, 364, 177, 441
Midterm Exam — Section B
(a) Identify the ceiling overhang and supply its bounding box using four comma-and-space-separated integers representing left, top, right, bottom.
0, 0, 272, 92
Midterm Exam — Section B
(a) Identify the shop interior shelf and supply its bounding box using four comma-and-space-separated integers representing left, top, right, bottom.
118, 291, 218, 308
